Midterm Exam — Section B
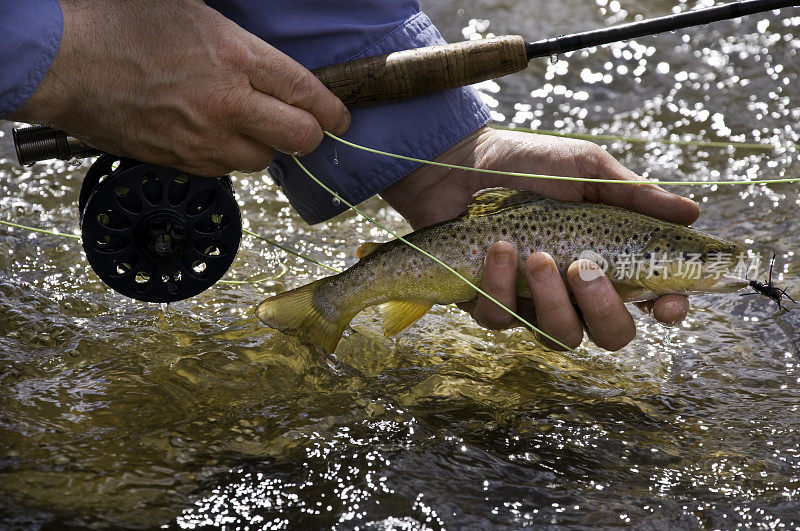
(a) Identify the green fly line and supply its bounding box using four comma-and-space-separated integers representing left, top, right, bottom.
216, 261, 289, 285
325, 132, 800, 186
495, 126, 796, 151
242, 228, 341, 273
290, 154, 577, 353
0, 219, 81, 240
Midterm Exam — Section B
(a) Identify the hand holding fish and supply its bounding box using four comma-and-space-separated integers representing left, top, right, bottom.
258, 127, 745, 354
380, 127, 702, 350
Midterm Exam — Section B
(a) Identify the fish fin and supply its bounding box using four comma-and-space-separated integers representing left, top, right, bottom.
611, 282, 651, 303
356, 241, 384, 259
459, 188, 549, 218
380, 300, 434, 337
256, 279, 350, 353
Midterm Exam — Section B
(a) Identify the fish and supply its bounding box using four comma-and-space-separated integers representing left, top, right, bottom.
256, 188, 748, 352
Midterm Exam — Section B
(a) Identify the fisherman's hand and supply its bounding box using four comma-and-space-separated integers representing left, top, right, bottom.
381, 126, 701, 351
10, 0, 350, 176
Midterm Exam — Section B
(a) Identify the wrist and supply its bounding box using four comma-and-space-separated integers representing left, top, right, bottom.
380, 125, 496, 229
11, 0, 100, 126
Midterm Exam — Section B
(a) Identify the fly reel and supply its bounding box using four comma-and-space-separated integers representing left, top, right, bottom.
13, 126, 243, 303
77, 155, 242, 302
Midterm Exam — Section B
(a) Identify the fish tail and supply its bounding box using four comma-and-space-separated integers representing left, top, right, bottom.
256, 278, 352, 353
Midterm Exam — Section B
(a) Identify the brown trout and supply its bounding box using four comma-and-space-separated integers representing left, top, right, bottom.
257, 188, 748, 352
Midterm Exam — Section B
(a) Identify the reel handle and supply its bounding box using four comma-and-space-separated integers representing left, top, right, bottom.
12, 125, 102, 165
313, 35, 529, 107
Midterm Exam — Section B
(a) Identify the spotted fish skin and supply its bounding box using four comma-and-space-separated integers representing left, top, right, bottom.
256, 188, 747, 352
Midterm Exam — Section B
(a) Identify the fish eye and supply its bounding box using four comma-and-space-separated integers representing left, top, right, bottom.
726, 244, 744, 257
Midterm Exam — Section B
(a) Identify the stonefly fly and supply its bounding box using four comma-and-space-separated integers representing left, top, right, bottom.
742, 254, 796, 311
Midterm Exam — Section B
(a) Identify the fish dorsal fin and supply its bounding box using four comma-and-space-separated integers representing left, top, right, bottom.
356, 241, 384, 259
381, 300, 434, 337
459, 188, 548, 218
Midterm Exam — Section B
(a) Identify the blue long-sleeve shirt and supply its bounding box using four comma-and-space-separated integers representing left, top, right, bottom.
1, 0, 490, 223
0, 1, 63, 118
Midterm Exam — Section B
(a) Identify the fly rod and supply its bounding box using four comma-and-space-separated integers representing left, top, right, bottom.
14, 0, 799, 164
314, 0, 799, 106
524, 0, 798, 59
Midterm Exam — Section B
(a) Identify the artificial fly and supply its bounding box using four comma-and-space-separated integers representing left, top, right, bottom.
742, 254, 796, 311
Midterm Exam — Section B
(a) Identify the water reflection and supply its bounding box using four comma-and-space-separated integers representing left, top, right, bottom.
1, 0, 799, 527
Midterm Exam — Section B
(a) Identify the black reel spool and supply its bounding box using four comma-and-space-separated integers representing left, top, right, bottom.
78, 155, 242, 303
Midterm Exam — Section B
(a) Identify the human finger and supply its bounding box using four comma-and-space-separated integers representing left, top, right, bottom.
635, 294, 689, 325
231, 89, 330, 156
574, 142, 700, 226
157, 131, 274, 176
213, 135, 275, 174
566, 260, 636, 350
524, 252, 584, 350
471, 241, 519, 330
246, 43, 351, 136
458, 294, 537, 327
652, 294, 689, 325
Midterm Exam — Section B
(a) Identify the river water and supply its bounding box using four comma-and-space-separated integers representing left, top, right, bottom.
1, 1, 799, 528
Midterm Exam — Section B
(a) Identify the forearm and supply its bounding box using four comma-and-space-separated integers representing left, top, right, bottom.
11, 1, 155, 130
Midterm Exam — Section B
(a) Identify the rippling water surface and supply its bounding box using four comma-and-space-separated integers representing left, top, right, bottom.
1, 1, 799, 528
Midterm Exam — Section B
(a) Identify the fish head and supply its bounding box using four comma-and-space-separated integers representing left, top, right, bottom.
630, 225, 749, 295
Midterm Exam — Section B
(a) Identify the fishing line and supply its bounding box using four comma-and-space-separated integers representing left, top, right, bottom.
241, 228, 341, 273
215, 261, 288, 285
290, 154, 578, 354
496, 127, 794, 151
0, 219, 81, 240
325, 132, 799, 187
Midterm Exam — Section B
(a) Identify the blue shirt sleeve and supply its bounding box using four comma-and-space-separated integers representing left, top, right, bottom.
0, 0, 63, 118
209, 1, 490, 224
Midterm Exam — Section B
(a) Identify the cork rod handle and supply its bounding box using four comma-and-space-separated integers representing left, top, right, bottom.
313, 35, 529, 108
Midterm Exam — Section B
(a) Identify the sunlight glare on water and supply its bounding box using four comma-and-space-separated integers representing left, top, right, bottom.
1, 0, 799, 527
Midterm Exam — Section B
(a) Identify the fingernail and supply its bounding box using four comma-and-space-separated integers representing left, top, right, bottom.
530, 260, 553, 283
493, 249, 513, 267
575, 259, 604, 284
334, 108, 351, 135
